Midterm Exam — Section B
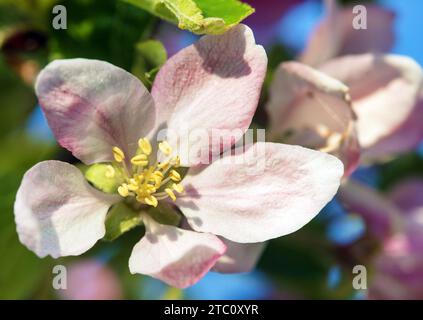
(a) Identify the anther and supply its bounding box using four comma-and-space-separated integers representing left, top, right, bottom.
118, 184, 129, 197
131, 154, 148, 166
144, 195, 158, 207
138, 138, 152, 155
165, 188, 177, 201
169, 170, 181, 182
112, 147, 125, 163
173, 183, 184, 193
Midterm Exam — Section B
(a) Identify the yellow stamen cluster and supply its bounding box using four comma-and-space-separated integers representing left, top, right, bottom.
110, 138, 184, 207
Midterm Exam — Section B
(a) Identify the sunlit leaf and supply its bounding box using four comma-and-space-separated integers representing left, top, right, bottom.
124, 0, 254, 35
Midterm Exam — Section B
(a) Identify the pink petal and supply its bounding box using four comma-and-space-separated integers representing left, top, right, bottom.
35, 59, 156, 164
266, 61, 359, 176
360, 97, 423, 161
212, 239, 266, 274
370, 231, 423, 299
320, 54, 423, 156
14, 161, 119, 258
129, 215, 226, 288
369, 254, 423, 299
366, 179, 423, 299
151, 24, 267, 166
338, 180, 399, 239
177, 142, 344, 243
301, 0, 394, 66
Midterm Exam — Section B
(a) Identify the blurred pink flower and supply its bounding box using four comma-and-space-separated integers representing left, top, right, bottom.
59, 259, 123, 300
266, 1, 423, 173
262, 0, 423, 298
320, 54, 423, 162
338, 180, 397, 240
300, 0, 395, 67
336, 179, 423, 299
368, 179, 423, 299
266, 61, 360, 176
14, 25, 344, 287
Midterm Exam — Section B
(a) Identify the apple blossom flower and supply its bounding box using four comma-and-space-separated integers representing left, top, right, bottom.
266, 61, 360, 176
266, 55, 423, 175
14, 25, 344, 288
287, 0, 423, 164
339, 179, 423, 299
265, 0, 423, 171
252, 1, 422, 279
262, 2, 423, 282
319, 54, 423, 162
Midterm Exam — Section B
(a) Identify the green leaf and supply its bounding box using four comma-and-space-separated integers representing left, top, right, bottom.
104, 202, 143, 241
103, 197, 181, 241
0, 134, 55, 174
0, 219, 48, 299
137, 40, 167, 68
132, 39, 167, 86
84, 163, 121, 194
0, 57, 37, 136
0, 136, 54, 299
148, 202, 181, 226
48, 0, 156, 70
124, 0, 254, 35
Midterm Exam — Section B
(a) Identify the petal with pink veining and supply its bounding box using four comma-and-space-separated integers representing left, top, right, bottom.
129, 215, 226, 288
35, 59, 156, 164
177, 142, 344, 243
151, 24, 267, 166
14, 161, 119, 258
